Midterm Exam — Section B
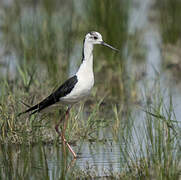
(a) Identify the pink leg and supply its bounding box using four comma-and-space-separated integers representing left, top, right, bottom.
55, 107, 77, 158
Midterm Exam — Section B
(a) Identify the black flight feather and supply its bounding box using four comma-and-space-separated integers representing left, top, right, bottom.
18, 75, 78, 116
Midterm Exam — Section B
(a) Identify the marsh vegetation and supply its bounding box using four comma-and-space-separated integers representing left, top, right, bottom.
0, 0, 180, 179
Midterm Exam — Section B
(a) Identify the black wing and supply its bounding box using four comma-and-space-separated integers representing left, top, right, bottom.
18, 75, 78, 116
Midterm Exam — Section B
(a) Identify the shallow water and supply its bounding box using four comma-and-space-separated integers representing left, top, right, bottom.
0, 142, 122, 178
0, 0, 180, 178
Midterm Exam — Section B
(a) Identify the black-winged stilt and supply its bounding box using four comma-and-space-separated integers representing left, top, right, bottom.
18, 31, 119, 158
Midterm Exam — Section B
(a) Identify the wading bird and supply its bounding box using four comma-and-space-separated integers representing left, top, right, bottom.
18, 31, 119, 158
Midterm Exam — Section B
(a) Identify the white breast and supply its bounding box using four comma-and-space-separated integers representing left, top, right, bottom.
60, 60, 94, 104
60, 75, 94, 104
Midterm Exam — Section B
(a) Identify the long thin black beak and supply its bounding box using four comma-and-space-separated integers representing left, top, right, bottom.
101, 41, 119, 52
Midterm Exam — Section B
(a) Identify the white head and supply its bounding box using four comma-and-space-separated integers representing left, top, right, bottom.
85, 31, 103, 44
84, 31, 119, 51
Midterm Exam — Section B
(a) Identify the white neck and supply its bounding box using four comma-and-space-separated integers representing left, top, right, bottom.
76, 41, 94, 76
82, 41, 93, 61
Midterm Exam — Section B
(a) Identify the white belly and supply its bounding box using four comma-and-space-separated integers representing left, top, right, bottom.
60, 74, 94, 104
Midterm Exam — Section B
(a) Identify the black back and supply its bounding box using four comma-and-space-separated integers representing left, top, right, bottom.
19, 75, 78, 115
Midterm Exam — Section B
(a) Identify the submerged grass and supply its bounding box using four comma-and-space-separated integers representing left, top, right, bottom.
70, 88, 180, 179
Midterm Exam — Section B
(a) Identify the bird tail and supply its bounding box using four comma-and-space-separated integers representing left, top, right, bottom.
17, 104, 39, 117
